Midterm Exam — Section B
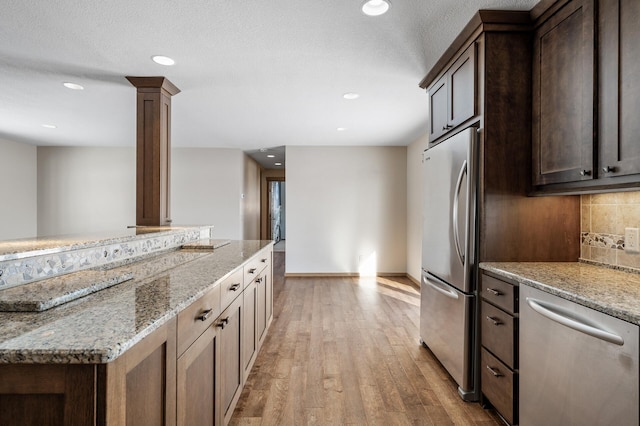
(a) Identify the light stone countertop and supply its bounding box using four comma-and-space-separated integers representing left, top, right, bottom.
480, 262, 640, 325
0, 225, 210, 261
0, 240, 273, 364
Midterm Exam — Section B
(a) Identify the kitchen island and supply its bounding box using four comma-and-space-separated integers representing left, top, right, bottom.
0, 227, 274, 425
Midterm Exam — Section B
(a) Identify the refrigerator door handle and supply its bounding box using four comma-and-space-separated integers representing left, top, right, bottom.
452, 160, 467, 266
424, 273, 460, 300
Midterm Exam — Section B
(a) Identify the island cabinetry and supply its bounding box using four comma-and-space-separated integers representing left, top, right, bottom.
99, 318, 177, 426
0, 364, 96, 425
177, 324, 220, 426
219, 295, 244, 425
257, 263, 273, 346
0, 244, 274, 426
480, 273, 519, 425
427, 43, 477, 143
242, 275, 258, 382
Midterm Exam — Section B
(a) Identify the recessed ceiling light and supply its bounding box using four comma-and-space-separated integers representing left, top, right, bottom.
267, 154, 275, 158
343, 93, 360, 100
63, 82, 84, 90
362, 0, 391, 16
42, 124, 57, 129
275, 162, 282, 166
152, 55, 175, 66
337, 127, 347, 131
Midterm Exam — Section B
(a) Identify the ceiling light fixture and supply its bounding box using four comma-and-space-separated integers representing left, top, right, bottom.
152, 55, 175, 66
337, 127, 346, 131
42, 124, 57, 129
267, 154, 275, 158
361, 0, 391, 16
275, 162, 282, 166
343, 93, 360, 100
63, 82, 84, 90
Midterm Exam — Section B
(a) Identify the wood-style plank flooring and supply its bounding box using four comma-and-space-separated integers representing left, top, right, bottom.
231, 252, 501, 425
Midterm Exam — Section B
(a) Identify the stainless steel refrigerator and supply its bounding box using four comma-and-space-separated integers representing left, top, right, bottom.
420, 127, 477, 401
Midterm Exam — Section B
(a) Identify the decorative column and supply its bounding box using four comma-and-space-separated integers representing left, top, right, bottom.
126, 77, 180, 226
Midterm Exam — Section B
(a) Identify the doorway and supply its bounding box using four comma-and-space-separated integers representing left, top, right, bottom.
269, 180, 285, 250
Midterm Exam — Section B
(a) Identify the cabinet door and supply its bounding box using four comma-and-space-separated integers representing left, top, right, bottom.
532, 0, 595, 185
257, 274, 268, 346
428, 75, 448, 141
219, 295, 243, 425
242, 279, 258, 383
0, 364, 96, 425
101, 318, 177, 426
177, 325, 220, 426
599, 0, 640, 178
448, 44, 476, 129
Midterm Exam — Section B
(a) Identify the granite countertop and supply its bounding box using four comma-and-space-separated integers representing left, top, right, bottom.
0, 240, 273, 364
0, 225, 210, 261
480, 262, 640, 325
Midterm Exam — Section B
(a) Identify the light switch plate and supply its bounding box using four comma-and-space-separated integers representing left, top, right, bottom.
625, 227, 639, 253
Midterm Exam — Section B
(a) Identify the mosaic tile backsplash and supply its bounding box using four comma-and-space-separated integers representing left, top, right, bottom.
0, 227, 211, 289
581, 192, 640, 270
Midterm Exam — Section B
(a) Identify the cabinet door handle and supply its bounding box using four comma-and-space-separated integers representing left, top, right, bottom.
486, 365, 503, 377
248, 268, 257, 274
580, 169, 591, 176
602, 166, 614, 173
216, 317, 229, 329
261, 258, 267, 263
486, 288, 502, 296
486, 316, 503, 326
255, 277, 263, 284
197, 309, 213, 322
230, 283, 241, 291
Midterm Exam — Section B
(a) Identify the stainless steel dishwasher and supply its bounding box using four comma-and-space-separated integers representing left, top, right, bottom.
519, 285, 639, 426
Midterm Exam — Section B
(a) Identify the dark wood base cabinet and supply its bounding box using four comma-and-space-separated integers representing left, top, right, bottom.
480, 272, 519, 425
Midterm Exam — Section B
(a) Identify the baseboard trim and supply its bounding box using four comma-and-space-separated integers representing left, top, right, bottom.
285, 272, 411, 279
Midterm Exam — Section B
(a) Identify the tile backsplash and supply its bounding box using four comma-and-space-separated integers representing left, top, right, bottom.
581, 191, 640, 269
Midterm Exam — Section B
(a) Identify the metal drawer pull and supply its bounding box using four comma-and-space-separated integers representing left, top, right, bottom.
248, 268, 257, 274
486, 365, 503, 377
216, 317, 229, 329
261, 258, 267, 263
486, 316, 503, 326
256, 277, 263, 284
580, 169, 591, 176
526, 298, 624, 346
197, 309, 213, 321
486, 288, 502, 296
230, 283, 241, 291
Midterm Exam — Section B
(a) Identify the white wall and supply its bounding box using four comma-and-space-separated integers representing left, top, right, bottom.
37, 147, 255, 239
407, 133, 429, 282
0, 138, 37, 239
286, 146, 407, 275
37, 147, 135, 236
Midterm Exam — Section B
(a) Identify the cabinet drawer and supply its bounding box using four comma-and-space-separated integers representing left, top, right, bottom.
177, 284, 221, 356
243, 250, 270, 288
481, 274, 517, 314
221, 268, 244, 311
481, 301, 517, 368
481, 348, 517, 425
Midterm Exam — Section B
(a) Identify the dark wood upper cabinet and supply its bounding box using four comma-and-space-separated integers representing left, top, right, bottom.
428, 44, 477, 143
599, 0, 640, 178
532, 0, 595, 186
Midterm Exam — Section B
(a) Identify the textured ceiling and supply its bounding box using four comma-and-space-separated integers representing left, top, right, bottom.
0, 0, 539, 156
